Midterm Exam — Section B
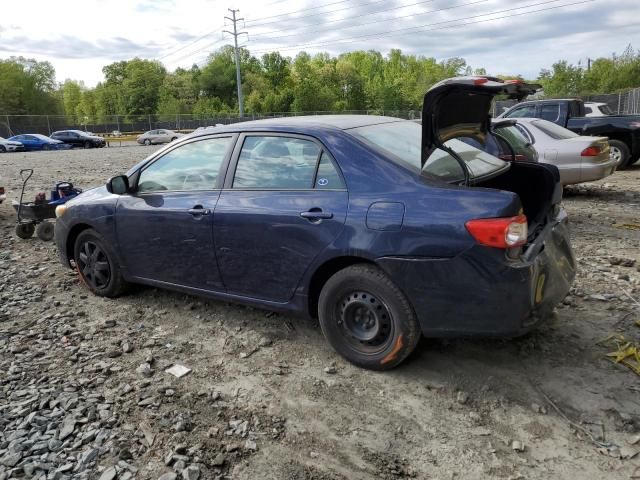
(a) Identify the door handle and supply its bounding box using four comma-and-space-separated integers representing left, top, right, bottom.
300, 210, 333, 220
188, 207, 210, 216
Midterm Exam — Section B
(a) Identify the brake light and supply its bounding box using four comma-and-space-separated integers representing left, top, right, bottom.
504, 79, 524, 84
465, 214, 528, 248
473, 77, 488, 85
581, 146, 602, 156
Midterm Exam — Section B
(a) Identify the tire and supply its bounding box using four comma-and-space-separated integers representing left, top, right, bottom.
171, 137, 177, 142
609, 140, 631, 169
42, 144, 51, 151
318, 264, 421, 370
144, 139, 151, 146
84, 141, 92, 149
74, 228, 128, 297
35, 221, 55, 241
15, 223, 35, 239
0, 145, 6, 153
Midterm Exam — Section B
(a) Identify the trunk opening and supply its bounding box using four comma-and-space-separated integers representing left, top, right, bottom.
474, 162, 561, 237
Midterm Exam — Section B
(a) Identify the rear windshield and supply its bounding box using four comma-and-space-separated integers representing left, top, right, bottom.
530, 119, 578, 140
598, 104, 614, 115
349, 121, 508, 183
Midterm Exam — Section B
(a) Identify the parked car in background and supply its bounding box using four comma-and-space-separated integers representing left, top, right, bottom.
459, 120, 539, 162
584, 102, 615, 117
51, 130, 106, 148
7, 134, 70, 151
499, 118, 615, 185
111, 130, 122, 137
54, 77, 575, 370
499, 98, 640, 168
0, 136, 25, 153
137, 129, 181, 145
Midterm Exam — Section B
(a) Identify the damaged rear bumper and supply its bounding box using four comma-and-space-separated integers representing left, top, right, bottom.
377, 209, 576, 337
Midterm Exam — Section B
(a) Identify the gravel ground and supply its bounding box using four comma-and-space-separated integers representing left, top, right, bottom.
1, 147, 639, 480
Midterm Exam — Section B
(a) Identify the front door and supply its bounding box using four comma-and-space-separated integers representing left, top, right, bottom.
116, 135, 235, 290
214, 134, 348, 302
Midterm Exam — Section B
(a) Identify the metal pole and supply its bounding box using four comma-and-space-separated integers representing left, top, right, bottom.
6, 115, 11, 136
46, 115, 51, 135
224, 9, 247, 118
148, 114, 152, 130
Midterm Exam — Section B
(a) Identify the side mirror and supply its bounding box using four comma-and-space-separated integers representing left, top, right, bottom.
106, 175, 130, 195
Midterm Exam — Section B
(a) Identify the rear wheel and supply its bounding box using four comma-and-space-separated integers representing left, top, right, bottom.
609, 140, 631, 169
318, 264, 421, 370
15, 223, 35, 239
144, 139, 151, 146
36, 221, 55, 241
74, 229, 128, 297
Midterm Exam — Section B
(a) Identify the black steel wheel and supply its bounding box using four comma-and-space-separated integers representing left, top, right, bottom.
318, 264, 421, 370
15, 223, 35, 239
74, 229, 128, 297
35, 221, 55, 241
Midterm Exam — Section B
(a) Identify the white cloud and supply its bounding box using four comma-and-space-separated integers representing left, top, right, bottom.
0, 0, 637, 85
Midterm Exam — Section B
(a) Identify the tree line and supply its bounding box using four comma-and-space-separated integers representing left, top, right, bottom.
1, 45, 639, 120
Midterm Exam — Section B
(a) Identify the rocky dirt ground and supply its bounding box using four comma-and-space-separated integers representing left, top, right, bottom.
1, 147, 639, 480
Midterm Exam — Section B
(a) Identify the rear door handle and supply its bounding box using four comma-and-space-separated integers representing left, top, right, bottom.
300, 210, 333, 219
188, 207, 210, 216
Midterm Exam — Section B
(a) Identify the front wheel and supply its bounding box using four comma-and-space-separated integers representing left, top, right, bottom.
609, 140, 631, 169
74, 229, 128, 297
16, 223, 35, 239
42, 144, 51, 151
84, 141, 92, 149
318, 264, 421, 370
0, 145, 6, 153
144, 139, 151, 146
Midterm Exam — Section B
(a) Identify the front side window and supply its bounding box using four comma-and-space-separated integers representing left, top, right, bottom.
233, 136, 321, 189
137, 137, 232, 193
506, 105, 536, 118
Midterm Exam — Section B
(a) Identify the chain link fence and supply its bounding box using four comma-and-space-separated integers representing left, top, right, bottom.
0, 110, 422, 138
2, 88, 639, 138
493, 86, 640, 117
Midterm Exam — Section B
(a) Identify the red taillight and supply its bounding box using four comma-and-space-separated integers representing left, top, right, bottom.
504, 79, 524, 84
581, 146, 601, 156
473, 77, 488, 85
465, 214, 528, 249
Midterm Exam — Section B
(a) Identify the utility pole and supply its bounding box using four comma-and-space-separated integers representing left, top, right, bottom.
587, 57, 592, 72
224, 9, 247, 118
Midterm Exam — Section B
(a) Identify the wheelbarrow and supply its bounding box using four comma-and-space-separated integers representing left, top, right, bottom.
12, 169, 82, 241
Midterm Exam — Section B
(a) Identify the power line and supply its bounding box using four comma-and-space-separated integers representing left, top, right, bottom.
158, 26, 225, 61
249, 0, 596, 54
250, 0, 490, 42
244, 0, 385, 26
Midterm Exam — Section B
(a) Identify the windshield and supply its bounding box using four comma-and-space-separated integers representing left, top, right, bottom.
530, 119, 578, 139
349, 121, 508, 183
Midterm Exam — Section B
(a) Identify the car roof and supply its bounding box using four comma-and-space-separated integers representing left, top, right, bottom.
189, 115, 407, 136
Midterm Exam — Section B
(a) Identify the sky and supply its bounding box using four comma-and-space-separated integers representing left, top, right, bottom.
0, 0, 638, 86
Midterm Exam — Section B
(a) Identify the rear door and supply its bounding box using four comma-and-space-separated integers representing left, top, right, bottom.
116, 135, 236, 290
214, 133, 348, 301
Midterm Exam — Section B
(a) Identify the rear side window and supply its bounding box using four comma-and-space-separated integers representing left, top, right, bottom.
233, 136, 320, 189
531, 120, 578, 140
540, 104, 560, 123
315, 152, 344, 189
137, 137, 232, 192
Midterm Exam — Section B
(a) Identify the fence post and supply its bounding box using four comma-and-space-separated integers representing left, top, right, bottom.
618, 92, 622, 114
116, 115, 120, 132
148, 114, 152, 130
5, 115, 11, 136
46, 115, 51, 135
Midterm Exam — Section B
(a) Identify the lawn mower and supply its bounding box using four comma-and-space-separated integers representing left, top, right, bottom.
12, 169, 82, 241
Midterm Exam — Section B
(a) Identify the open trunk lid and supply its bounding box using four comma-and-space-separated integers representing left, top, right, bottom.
421, 77, 540, 168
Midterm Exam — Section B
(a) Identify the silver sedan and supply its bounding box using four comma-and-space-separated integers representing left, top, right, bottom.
506, 118, 617, 185
136, 129, 182, 146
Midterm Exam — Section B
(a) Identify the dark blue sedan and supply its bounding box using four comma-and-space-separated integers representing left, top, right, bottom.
54, 77, 576, 370
8, 134, 71, 151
